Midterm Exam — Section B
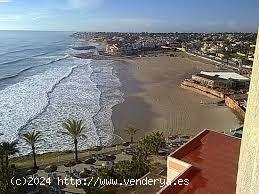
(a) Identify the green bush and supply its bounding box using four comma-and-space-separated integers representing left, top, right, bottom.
84, 158, 96, 164
50, 164, 57, 172
44, 166, 52, 173
97, 166, 115, 179
31, 167, 39, 174
139, 131, 165, 155
45, 165, 57, 173
80, 171, 90, 178
106, 155, 116, 161
64, 161, 76, 167
10, 164, 16, 169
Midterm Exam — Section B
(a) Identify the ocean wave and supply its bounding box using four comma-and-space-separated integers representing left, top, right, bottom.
16, 59, 125, 155
0, 58, 78, 143
0, 44, 34, 54
0, 52, 52, 67
0, 47, 44, 57
90, 61, 124, 145
0, 41, 125, 155
18, 59, 102, 154
0, 55, 70, 82
0, 39, 68, 57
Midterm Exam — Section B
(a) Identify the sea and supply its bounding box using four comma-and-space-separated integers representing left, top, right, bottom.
0, 31, 124, 155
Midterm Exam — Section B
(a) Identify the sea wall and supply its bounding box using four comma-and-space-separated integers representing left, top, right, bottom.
181, 80, 224, 99
225, 96, 246, 120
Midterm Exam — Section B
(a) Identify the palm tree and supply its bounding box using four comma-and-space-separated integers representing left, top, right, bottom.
0, 147, 4, 173
62, 119, 86, 162
125, 127, 139, 143
0, 141, 18, 192
22, 130, 42, 169
0, 142, 18, 170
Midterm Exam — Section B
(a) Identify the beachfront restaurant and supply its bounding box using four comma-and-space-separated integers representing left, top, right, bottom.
191, 71, 250, 90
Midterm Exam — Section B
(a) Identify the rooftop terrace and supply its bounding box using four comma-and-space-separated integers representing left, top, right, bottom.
159, 129, 241, 194
200, 71, 250, 81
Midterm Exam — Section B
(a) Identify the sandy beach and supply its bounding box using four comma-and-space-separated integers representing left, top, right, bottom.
112, 53, 242, 142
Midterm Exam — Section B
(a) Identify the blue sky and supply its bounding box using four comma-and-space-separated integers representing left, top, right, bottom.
0, 0, 259, 32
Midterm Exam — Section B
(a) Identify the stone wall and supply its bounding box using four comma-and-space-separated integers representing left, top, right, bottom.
225, 96, 246, 120
181, 80, 224, 99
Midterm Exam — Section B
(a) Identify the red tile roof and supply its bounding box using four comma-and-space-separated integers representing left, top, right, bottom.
160, 130, 241, 194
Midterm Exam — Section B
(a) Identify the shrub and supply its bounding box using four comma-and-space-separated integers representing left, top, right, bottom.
44, 166, 52, 173
26, 169, 33, 175
31, 167, 39, 174
64, 161, 76, 167
84, 158, 96, 164
114, 160, 132, 181
10, 164, 16, 169
80, 171, 90, 178
131, 146, 150, 178
106, 155, 116, 161
97, 166, 115, 179
45, 165, 57, 173
139, 131, 165, 155
76, 160, 82, 164
49, 165, 57, 172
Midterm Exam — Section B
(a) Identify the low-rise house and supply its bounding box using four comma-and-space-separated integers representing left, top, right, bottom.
105, 43, 120, 55
237, 52, 246, 57
216, 52, 225, 59
248, 55, 254, 61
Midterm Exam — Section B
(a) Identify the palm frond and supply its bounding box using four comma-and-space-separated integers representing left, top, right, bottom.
0, 141, 19, 155
22, 130, 42, 147
61, 119, 86, 138
125, 126, 140, 135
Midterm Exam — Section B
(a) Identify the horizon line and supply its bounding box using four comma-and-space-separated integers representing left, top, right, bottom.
0, 29, 256, 33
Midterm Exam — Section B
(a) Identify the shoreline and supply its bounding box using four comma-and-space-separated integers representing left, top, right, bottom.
11, 52, 242, 165
11, 52, 242, 157
111, 52, 242, 142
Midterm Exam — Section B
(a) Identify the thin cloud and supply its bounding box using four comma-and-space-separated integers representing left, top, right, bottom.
0, 0, 11, 3
66, 0, 102, 9
0, 15, 21, 22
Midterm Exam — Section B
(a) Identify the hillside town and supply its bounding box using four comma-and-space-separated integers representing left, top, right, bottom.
73, 32, 256, 76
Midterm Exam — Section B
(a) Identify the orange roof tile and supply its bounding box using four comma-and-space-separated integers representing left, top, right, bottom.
161, 130, 241, 194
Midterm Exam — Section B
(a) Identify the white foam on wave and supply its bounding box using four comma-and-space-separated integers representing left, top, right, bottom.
0, 50, 125, 155
18, 58, 102, 154
90, 60, 124, 145
18, 59, 125, 155
0, 57, 77, 143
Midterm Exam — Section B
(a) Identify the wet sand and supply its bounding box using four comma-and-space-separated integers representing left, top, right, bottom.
112, 53, 241, 142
